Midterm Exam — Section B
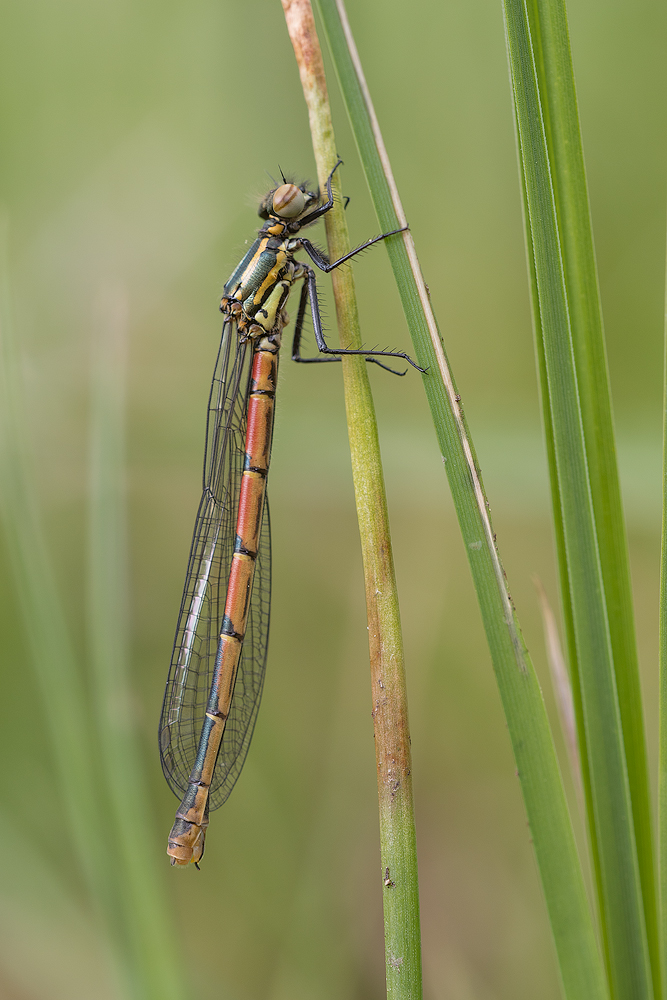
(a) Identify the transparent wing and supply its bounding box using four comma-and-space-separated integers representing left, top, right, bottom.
158, 318, 271, 807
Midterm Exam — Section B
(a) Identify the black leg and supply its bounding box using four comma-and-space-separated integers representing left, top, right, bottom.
291, 277, 407, 374
295, 158, 344, 228
291, 279, 339, 365
298, 267, 423, 372
299, 227, 408, 273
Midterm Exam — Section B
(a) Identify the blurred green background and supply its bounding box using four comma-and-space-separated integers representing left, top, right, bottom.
0, 0, 665, 997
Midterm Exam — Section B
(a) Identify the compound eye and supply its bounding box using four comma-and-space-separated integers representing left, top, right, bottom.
272, 184, 305, 219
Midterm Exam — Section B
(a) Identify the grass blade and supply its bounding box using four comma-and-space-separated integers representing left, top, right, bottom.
282, 3, 422, 996
313, 2, 609, 997
660, 217, 667, 995
88, 284, 187, 1000
0, 234, 187, 1000
504, 0, 652, 996
524, 2, 658, 993
0, 229, 130, 995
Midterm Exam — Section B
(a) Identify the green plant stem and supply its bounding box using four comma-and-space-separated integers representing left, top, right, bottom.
524, 2, 658, 993
0, 230, 130, 997
88, 286, 186, 1000
660, 229, 667, 995
281, 2, 422, 996
313, 2, 608, 997
504, 0, 652, 996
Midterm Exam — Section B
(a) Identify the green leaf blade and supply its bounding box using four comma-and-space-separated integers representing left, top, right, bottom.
526, 4, 659, 991
316, 2, 609, 998
504, 0, 653, 996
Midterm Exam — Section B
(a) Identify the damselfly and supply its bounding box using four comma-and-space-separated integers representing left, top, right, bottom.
159, 159, 421, 866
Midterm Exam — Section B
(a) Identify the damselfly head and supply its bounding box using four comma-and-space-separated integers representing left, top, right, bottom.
258, 180, 318, 222
273, 183, 307, 218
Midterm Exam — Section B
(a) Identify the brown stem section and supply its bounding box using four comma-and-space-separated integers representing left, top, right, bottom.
281, 3, 422, 996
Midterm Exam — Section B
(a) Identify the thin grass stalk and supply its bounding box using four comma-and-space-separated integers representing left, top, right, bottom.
524, 2, 658, 992
0, 229, 132, 997
281, 2, 422, 996
659, 228, 667, 993
533, 575, 581, 794
503, 0, 652, 996
314, 2, 608, 997
88, 285, 187, 1000
520, 149, 609, 951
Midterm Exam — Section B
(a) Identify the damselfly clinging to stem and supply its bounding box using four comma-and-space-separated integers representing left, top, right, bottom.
158, 159, 422, 866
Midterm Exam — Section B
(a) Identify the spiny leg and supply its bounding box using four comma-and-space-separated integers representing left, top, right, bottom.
297, 266, 422, 371
290, 277, 408, 376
